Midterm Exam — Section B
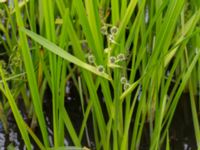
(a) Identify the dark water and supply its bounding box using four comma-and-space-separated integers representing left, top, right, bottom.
0, 81, 198, 149
169, 94, 198, 150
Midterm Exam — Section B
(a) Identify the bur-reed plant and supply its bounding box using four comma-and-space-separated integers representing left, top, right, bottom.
0, 0, 200, 150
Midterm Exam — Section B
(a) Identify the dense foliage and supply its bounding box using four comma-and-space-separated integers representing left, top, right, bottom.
0, 0, 199, 149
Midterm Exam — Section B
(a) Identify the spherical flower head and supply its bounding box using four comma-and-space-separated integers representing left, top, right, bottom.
110, 26, 118, 35
117, 53, 126, 61
108, 34, 114, 41
123, 82, 130, 90
97, 65, 105, 73
108, 34, 118, 44
109, 56, 116, 64
100, 26, 108, 35
88, 54, 95, 64
120, 76, 127, 84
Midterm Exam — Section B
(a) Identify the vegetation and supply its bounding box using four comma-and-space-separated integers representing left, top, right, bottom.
0, 0, 200, 149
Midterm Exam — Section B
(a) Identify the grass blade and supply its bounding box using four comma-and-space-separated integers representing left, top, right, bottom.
21, 28, 112, 81
0, 67, 32, 150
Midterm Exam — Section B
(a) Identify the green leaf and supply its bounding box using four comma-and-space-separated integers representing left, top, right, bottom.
21, 28, 112, 81
0, 67, 32, 150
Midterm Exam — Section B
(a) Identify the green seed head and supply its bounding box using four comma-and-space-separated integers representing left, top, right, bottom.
97, 65, 105, 73
108, 34, 114, 42
108, 34, 118, 44
88, 54, 95, 64
10, 52, 22, 67
109, 56, 116, 64
100, 26, 108, 35
0, 60, 8, 76
123, 82, 130, 90
110, 26, 118, 35
117, 53, 126, 61
120, 77, 127, 84
104, 47, 111, 53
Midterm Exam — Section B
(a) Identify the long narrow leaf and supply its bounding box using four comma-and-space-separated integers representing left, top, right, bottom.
21, 28, 112, 81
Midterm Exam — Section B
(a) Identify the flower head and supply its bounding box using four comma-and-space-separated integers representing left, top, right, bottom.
97, 65, 105, 73
110, 26, 118, 35
120, 77, 127, 84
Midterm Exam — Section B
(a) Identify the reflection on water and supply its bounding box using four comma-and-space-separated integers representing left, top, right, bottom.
0, 87, 198, 149
9, 129, 20, 148
0, 116, 64, 149
0, 123, 23, 149
169, 94, 198, 150
0, 133, 5, 149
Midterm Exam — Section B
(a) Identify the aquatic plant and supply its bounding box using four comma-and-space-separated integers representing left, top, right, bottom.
0, 0, 199, 150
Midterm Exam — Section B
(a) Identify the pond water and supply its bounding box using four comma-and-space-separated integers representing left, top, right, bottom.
0, 79, 198, 150
169, 94, 198, 150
